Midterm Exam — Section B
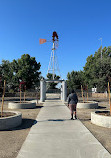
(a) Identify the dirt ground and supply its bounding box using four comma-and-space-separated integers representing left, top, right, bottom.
0, 98, 43, 158
76, 97, 111, 155
0, 97, 111, 157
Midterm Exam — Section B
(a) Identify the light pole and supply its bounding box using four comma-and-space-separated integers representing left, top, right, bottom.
99, 38, 102, 60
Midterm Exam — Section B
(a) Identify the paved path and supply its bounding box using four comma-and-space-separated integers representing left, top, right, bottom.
17, 96, 111, 158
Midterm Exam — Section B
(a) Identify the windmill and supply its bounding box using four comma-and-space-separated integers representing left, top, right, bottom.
39, 31, 61, 80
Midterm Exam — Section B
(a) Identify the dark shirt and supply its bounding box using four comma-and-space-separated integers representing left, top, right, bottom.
68, 93, 78, 104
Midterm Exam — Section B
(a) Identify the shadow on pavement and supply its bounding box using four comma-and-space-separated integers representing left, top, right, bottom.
46, 105, 65, 107
79, 118, 91, 121
4, 119, 38, 131
48, 119, 65, 122
37, 118, 71, 122
46, 98, 60, 100
34, 105, 44, 109
97, 106, 106, 109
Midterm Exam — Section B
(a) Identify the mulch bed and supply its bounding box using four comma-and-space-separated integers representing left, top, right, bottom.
0, 112, 16, 117
96, 111, 111, 116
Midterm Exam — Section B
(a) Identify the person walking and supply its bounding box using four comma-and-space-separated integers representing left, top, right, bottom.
68, 90, 78, 120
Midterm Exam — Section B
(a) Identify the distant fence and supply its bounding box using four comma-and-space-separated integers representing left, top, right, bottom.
67, 89, 110, 99
1, 89, 110, 100
92, 92, 108, 98
0, 91, 40, 99
67, 89, 91, 97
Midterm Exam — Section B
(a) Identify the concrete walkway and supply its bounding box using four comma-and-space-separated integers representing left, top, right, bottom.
17, 96, 111, 158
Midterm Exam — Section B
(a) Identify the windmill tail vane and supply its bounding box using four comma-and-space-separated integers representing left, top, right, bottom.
39, 39, 47, 44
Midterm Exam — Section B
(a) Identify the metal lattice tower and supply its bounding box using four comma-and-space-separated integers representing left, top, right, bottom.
47, 39, 61, 80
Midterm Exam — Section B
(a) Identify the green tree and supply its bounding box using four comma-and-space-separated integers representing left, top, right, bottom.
67, 70, 84, 90
0, 60, 14, 91
66, 46, 111, 92
46, 73, 60, 89
12, 54, 41, 89
83, 46, 111, 91
0, 54, 41, 91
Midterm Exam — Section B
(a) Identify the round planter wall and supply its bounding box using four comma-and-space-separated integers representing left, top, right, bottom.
91, 111, 111, 128
0, 111, 22, 130
77, 101, 98, 109
8, 101, 36, 109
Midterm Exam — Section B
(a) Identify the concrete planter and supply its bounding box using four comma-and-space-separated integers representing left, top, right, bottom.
8, 101, 36, 109
91, 111, 111, 128
0, 111, 22, 130
77, 101, 98, 109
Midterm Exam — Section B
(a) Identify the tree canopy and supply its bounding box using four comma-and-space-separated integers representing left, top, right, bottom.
0, 54, 41, 91
83, 46, 111, 91
67, 46, 111, 92
46, 73, 60, 89
67, 71, 84, 90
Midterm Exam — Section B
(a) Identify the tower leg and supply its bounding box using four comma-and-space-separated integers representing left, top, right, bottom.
61, 84, 63, 100
62, 81, 67, 102
40, 79, 46, 102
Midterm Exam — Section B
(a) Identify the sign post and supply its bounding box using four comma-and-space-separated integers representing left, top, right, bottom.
81, 85, 84, 103
1, 80, 6, 117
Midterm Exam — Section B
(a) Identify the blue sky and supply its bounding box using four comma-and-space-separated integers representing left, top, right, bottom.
0, 0, 111, 80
